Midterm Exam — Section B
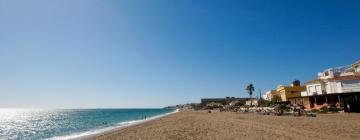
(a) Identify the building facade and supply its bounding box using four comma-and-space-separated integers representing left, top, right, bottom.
352, 60, 360, 73
245, 99, 259, 106
301, 60, 360, 109
276, 84, 306, 104
265, 90, 277, 101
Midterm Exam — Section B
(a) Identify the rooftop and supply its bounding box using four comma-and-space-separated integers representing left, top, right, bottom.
352, 60, 360, 67
328, 74, 360, 81
305, 79, 325, 85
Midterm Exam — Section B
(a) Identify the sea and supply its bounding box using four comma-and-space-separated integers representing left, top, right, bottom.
0, 108, 177, 140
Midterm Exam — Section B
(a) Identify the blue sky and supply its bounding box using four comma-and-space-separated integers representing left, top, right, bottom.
1, 0, 359, 108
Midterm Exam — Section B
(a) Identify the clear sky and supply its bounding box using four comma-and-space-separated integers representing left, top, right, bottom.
1, 0, 359, 108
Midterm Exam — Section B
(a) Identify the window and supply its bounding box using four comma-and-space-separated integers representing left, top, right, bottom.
315, 85, 322, 93
309, 86, 316, 93
355, 66, 360, 72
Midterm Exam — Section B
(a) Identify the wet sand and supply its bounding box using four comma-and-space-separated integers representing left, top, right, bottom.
87, 109, 360, 140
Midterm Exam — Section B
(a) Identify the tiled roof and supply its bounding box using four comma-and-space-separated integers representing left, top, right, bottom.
328, 75, 360, 81
352, 60, 360, 67
305, 79, 324, 85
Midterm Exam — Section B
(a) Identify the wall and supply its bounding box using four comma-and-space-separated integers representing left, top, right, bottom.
265, 90, 276, 101
326, 81, 341, 93
301, 91, 308, 97
355, 66, 360, 73
245, 100, 258, 106
302, 98, 311, 109
341, 80, 360, 93
306, 83, 324, 96
277, 86, 306, 101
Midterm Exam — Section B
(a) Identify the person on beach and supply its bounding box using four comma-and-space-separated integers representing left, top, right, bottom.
347, 103, 351, 112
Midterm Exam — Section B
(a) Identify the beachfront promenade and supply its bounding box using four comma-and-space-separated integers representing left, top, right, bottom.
87, 109, 360, 140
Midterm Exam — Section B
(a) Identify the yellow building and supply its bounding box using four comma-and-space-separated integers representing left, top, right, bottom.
265, 90, 277, 101
276, 85, 306, 104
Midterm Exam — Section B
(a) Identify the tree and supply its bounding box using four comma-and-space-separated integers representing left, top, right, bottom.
246, 84, 255, 106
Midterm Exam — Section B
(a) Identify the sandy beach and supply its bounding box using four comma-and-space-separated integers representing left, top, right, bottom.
87, 109, 360, 140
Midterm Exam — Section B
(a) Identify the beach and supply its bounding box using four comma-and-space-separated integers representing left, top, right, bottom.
87, 109, 360, 140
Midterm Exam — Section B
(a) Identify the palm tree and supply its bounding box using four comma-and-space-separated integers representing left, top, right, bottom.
246, 84, 255, 106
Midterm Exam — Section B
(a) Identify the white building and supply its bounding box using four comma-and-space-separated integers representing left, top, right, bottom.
353, 60, 360, 73
304, 75, 360, 96
245, 99, 258, 106
299, 60, 360, 109
264, 90, 276, 101
302, 60, 360, 96
303, 79, 325, 96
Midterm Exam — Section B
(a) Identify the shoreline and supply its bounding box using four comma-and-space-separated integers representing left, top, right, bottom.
48, 109, 179, 140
